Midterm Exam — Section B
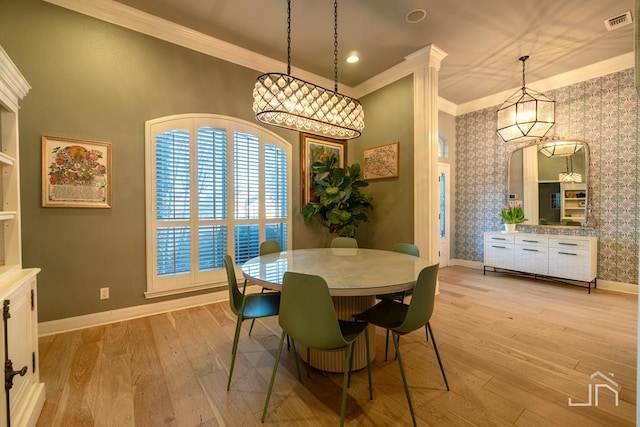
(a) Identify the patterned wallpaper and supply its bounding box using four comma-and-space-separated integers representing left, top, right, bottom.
455, 69, 639, 285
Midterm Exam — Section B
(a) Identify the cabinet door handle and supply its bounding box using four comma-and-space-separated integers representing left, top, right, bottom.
522, 239, 539, 243
491, 245, 507, 249
558, 242, 578, 246
491, 238, 507, 241
522, 248, 539, 252
558, 251, 577, 256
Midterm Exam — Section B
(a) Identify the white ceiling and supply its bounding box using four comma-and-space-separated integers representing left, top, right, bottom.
113, 0, 634, 106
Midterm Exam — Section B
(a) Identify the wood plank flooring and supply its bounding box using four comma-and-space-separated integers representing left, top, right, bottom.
36, 266, 637, 426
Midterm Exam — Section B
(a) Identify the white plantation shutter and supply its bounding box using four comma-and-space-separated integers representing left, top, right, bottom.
264, 143, 288, 251
145, 114, 291, 297
197, 126, 228, 272
155, 129, 191, 277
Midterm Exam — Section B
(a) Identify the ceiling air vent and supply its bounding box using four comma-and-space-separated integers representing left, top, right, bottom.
604, 11, 632, 31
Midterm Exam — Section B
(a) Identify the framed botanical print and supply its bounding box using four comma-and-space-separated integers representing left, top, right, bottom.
42, 135, 112, 208
363, 141, 399, 180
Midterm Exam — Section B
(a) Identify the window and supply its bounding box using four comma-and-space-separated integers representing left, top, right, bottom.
437, 131, 449, 159
145, 114, 291, 297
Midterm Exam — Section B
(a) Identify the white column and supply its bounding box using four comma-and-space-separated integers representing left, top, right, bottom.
412, 45, 447, 265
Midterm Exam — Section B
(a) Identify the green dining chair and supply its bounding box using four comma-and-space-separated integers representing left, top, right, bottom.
330, 236, 358, 248
375, 243, 420, 360
224, 254, 281, 391
354, 264, 449, 427
247, 240, 282, 336
261, 271, 372, 426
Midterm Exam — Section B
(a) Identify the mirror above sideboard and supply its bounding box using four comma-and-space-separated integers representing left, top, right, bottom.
507, 137, 593, 228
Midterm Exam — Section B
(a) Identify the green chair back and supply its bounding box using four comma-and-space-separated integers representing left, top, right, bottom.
260, 240, 281, 255
224, 255, 244, 316
392, 243, 420, 257
330, 237, 358, 248
280, 272, 348, 350
394, 264, 439, 335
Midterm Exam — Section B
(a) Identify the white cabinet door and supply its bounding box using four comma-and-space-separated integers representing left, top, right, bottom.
548, 248, 591, 282
514, 245, 548, 275
484, 233, 514, 270
514, 235, 548, 275
0, 269, 44, 427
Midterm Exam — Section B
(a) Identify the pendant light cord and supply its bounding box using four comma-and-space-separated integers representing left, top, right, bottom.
519, 55, 529, 93
287, 0, 291, 75
334, 0, 338, 92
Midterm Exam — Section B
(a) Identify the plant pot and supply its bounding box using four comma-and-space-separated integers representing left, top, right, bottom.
503, 223, 517, 233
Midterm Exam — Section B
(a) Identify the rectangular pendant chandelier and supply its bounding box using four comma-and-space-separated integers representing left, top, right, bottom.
253, 73, 364, 139
252, 0, 364, 140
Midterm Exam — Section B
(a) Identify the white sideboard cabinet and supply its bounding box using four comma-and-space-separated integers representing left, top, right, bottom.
484, 231, 597, 293
0, 45, 45, 426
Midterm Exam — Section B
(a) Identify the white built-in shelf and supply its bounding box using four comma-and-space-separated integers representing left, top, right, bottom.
0, 152, 15, 166
0, 211, 16, 221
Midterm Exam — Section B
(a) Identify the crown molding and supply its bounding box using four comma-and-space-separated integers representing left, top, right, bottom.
0, 45, 31, 111
455, 52, 634, 116
44, 0, 634, 116
43, 0, 348, 96
437, 97, 457, 116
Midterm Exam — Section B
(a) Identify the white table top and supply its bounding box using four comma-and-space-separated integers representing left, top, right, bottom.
241, 248, 433, 297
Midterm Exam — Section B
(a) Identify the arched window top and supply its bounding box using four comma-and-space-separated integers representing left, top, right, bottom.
438, 131, 449, 159
145, 114, 292, 297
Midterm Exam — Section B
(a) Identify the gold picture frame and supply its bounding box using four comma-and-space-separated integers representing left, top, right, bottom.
42, 135, 112, 208
300, 133, 346, 209
363, 141, 399, 180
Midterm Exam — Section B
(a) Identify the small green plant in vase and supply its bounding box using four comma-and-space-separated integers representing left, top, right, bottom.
500, 201, 527, 232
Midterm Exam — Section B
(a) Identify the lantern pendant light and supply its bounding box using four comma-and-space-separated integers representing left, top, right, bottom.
497, 56, 555, 143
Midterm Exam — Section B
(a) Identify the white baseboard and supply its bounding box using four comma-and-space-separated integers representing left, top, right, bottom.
448, 259, 484, 269
38, 284, 264, 337
596, 279, 638, 294
448, 259, 637, 294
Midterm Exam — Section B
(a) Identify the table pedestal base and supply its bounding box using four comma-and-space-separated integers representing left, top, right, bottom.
300, 295, 376, 372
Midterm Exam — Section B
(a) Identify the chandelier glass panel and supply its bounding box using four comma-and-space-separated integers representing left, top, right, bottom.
497, 56, 555, 143
252, 0, 364, 139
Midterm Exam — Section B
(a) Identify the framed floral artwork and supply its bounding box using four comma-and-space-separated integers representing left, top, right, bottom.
363, 141, 399, 180
42, 135, 112, 208
300, 133, 346, 209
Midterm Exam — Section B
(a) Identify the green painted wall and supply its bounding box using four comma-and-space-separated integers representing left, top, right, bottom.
0, 0, 416, 322
0, 0, 305, 321
356, 76, 414, 249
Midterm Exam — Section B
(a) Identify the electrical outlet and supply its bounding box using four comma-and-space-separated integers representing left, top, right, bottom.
100, 287, 109, 300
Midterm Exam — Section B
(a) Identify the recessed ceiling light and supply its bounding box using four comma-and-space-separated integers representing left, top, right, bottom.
406, 9, 427, 24
346, 55, 359, 64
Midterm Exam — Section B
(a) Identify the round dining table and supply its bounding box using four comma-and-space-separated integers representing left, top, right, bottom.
241, 247, 433, 372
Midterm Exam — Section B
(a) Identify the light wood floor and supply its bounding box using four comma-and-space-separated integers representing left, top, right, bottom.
36, 266, 637, 426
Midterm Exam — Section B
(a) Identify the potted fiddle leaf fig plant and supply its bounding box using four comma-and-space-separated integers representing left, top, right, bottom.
302, 154, 374, 238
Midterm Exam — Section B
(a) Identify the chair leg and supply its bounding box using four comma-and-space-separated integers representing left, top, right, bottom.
340, 344, 353, 427
227, 315, 244, 391
382, 291, 406, 362
392, 333, 417, 427
384, 329, 390, 361
261, 331, 287, 423
426, 323, 450, 391
365, 327, 373, 400
347, 342, 356, 388
307, 347, 311, 377
289, 339, 302, 381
